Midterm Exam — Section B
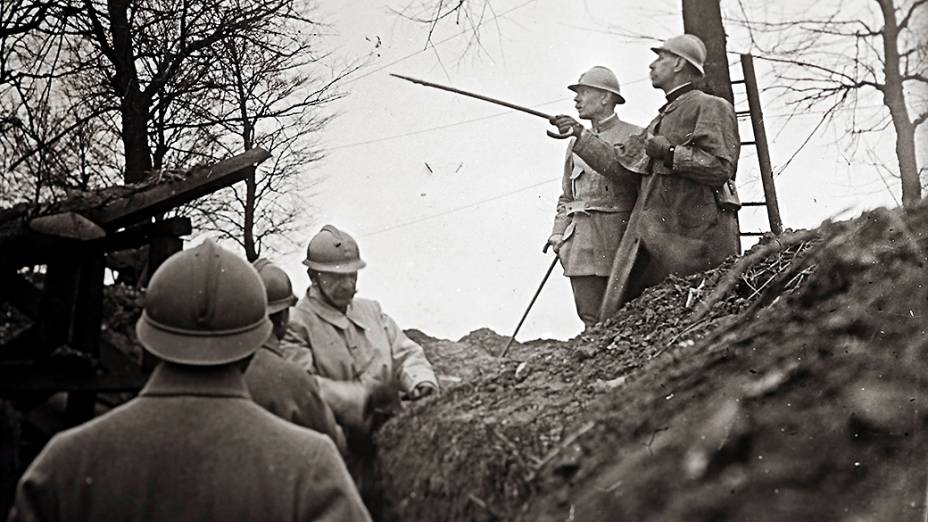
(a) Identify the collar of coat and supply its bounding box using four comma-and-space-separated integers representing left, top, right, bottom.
592, 113, 618, 133
658, 84, 699, 115
305, 285, 369, 331
140, 362, 252, 399
261, 334, 283, 357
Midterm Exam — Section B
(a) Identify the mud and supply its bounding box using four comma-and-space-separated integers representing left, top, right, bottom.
377, 202, 928, 522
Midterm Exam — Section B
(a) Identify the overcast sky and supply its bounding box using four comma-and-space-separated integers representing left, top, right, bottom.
259, 0, 918, 343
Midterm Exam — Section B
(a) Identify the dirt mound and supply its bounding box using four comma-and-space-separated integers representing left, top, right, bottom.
376, 202, 928, 521
407, 329, 501, 389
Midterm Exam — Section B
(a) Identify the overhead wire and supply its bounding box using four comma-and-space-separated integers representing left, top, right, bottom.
358, 176, 560, 238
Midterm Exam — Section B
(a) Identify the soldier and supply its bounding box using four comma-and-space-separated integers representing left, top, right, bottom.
550, 34, 740, 317
545, 66, 643, 331
245, 258, 350, 455
280, 224, 439, 513
9, 240, 370, 522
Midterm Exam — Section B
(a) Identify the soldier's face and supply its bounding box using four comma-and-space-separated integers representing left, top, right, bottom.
315, 271, 357, 310
649, 51, 679, 90
573, 86, 607, 120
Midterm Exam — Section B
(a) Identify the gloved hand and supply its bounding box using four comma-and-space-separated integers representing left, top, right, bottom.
364, 364, 399, 416
405, 382, 438, 401
543, 234, 564, 254
645, 134, 673, 165
548, 115, 583, 139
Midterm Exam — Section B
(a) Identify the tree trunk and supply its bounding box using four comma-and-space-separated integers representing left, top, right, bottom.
878, 0, 921, 207
107, 0, 153, 184
243, 174, 258, 261
682, 0, 734, 105
230, 43, 259, 261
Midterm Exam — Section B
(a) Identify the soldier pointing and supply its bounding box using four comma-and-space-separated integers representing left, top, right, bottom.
546, 66, 643, 331
550, 34, 741, 316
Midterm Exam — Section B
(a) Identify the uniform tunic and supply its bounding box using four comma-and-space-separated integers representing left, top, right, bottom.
552, 114, 641, 277
245, 335, 347, 455
9, 363, 370, 522
572, 84, 741, 317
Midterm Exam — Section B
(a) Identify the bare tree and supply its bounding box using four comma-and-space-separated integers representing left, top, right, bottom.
175, 7, 356, 260
1, 0, 354, 261
729, 0, 927, 207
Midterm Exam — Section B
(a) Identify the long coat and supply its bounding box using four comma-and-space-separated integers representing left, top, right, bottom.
280, 285, 438, 425
571, 86, 740, 318
245, 336, 347, 455
9, 363, 371, 522
551, 114, 641, 276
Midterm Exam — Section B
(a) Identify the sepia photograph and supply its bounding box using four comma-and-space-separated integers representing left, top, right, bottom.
0, 0, 926, 520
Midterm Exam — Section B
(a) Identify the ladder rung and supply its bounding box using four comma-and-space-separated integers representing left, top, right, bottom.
735, 110, 752, 116
739, 231, 767, 236
742, 202, 767, 206
741, 140, 757, 146
731, 79, 746, 85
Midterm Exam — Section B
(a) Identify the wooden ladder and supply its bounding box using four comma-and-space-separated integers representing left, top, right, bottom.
732, 53, 783, 238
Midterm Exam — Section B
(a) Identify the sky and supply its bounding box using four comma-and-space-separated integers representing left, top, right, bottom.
254, 0, 921, 343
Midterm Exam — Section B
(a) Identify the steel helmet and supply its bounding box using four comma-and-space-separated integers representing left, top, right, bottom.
651, 34, 707, 76
252, 258, 298, 314
568, 66, 625, 104
302, 224, 366, 274
136, 239, 272, 366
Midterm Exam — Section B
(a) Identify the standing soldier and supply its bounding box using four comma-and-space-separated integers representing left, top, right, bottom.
245, 258, 350, 455
545, 66, 643, 331
550, 34, 740, 318
280, 224, 439, 513
9, 240, 370, 521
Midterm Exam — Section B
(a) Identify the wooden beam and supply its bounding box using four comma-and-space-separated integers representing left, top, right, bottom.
84, 148, 270, 230
99, 216, 192, 253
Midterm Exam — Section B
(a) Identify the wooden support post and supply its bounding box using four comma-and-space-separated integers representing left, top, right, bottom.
37, 261, 81, 355
64, 255, 106, 424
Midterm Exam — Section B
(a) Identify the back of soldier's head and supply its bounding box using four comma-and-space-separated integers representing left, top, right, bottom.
136, 239, 272, 366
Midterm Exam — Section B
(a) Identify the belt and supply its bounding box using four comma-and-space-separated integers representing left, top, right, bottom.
563, 199, 633, 215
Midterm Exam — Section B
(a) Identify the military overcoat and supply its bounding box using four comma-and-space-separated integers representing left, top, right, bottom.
245, 336, 347, 454
280, 286, 438, 421
9, 363, 370, 522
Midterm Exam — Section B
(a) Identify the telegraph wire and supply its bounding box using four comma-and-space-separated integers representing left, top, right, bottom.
358, 176, 560, 238
328, 100, 884, 152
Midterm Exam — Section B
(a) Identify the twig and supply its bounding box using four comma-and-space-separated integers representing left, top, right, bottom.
485, 422, 539, 476
530, 420, 596, 478
467, 493, 502, 519
664, 317, 712, 348
693, 229, 822, 321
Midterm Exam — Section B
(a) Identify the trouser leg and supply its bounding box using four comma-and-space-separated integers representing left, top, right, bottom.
570, 275, 608, 329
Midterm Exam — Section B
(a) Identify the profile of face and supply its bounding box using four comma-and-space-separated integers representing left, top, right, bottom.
649, 51, 682, 91
573, 85, 610, 120
314, 270, 358, 310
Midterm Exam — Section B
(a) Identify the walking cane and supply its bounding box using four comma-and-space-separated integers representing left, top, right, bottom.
500, 255, 559, 358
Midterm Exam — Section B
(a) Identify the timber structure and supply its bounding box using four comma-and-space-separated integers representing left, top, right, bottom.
0, 148, 269, 420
